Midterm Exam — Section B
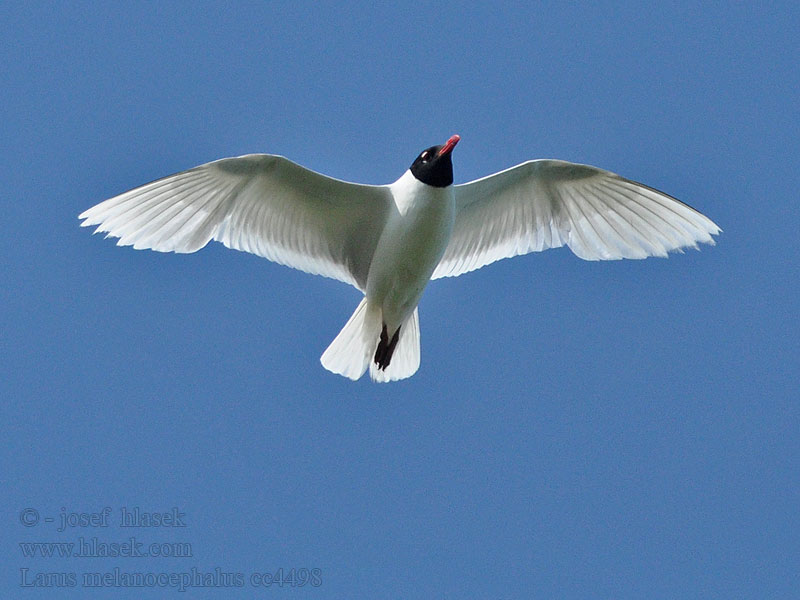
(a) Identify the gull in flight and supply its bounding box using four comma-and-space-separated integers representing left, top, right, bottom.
80, 135, 720, 382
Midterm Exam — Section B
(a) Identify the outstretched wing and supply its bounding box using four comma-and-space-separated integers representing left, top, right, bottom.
433, 160, 720, 279
80, 154, 392, 290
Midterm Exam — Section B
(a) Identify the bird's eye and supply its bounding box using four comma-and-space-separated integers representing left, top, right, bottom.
421, 152, 429, 161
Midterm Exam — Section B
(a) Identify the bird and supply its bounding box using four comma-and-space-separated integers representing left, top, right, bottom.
79, 135, 720, 382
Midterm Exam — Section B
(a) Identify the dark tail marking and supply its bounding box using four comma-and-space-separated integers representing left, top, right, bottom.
373, 323, 401, 371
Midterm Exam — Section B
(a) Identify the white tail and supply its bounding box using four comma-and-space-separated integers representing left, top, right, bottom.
369, 308, 420, 382
320, 298, 421, 382
320, 298, 378, 380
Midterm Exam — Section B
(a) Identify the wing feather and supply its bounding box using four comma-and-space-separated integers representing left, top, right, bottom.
433, 160, 720, 278
80, 154, 392, 290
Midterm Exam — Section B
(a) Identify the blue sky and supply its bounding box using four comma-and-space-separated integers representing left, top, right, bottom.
2, 2, 798, 598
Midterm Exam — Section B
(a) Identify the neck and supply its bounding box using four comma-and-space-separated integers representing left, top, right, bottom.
391, 170, 453, 215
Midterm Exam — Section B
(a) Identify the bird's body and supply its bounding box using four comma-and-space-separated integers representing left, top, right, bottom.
369, 169, 455, 334
80, 135, 720, 382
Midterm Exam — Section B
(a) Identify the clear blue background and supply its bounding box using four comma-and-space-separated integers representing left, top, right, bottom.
3, 2, 798, 598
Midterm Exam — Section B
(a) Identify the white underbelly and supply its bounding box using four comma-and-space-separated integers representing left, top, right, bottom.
366, 177, 454, 330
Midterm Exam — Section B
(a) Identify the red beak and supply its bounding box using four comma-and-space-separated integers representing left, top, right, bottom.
438, 134, 460, 157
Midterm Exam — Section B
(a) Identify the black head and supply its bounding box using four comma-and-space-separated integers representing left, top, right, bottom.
409, 134, 460, 187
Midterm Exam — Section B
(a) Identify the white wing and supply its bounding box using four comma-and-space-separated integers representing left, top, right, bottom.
80, 154, 392, 290
433, 160, 720, 278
